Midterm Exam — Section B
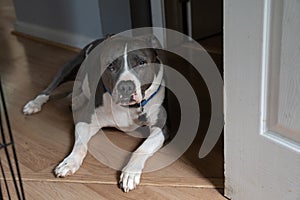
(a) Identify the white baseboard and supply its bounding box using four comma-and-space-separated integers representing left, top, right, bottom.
14, 21, 99, 48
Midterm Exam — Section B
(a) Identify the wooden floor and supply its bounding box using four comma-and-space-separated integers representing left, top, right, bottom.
0, 0, 225, 199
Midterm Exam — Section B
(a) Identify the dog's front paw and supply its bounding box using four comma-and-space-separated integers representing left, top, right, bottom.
54, 157, 81, 178
119, 166, 142, 193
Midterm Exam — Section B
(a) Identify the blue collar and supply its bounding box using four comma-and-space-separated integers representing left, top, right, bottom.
140, 84, 161, 107
102, 82, 162, 108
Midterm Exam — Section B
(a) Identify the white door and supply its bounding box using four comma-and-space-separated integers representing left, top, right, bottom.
225, 0, 300, 199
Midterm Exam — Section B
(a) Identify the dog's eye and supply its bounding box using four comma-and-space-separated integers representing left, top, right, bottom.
138, 60, 147, 65
108, 63, 115, 72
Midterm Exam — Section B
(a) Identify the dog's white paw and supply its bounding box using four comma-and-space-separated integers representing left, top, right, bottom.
23, 94, 49, 115
54, 157, 81, 178
119, 167, 142, 193
23, 100, 42, 114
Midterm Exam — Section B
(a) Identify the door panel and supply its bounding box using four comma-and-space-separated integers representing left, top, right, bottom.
225, 0, 300, 199
265, 0, 300, 144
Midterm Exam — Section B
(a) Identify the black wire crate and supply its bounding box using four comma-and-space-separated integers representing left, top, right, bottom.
0, 81, 26, 200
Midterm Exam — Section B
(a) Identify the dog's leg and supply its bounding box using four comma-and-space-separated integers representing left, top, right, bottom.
55, 122, 100, 177
120, 126, 165, 192
23, 52, 85, 115
23, 39, 103, 115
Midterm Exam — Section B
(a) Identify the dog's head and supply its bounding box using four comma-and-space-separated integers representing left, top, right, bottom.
100, 35, 163, 106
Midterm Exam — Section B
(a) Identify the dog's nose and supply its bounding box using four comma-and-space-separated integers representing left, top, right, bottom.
117, 80, 136, 97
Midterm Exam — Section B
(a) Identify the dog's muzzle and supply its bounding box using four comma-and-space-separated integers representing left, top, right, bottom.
116, 80, 138, 104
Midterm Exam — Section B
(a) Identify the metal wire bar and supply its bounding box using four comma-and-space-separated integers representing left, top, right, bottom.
0, 80, 26, 200
0, 159, 11, 200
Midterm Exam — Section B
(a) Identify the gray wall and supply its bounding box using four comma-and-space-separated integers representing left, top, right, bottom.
98, 0, 131, 34
13, 0, 131, 48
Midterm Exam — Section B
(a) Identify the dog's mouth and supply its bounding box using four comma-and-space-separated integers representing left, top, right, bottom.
117, 92, 142, 106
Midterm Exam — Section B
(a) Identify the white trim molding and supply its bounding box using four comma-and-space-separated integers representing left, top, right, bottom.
15, 21, 96, 48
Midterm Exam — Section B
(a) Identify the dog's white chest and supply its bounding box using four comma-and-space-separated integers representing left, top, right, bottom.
95, 93, 141, 132
111, 107, 138, 131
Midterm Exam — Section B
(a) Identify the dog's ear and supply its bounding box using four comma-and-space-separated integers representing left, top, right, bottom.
138, 34, 162, 49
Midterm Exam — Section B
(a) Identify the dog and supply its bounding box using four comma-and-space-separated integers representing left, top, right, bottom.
23, 35, 169, 192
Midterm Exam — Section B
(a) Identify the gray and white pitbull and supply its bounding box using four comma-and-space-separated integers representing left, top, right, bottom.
23, 35, 169, 192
